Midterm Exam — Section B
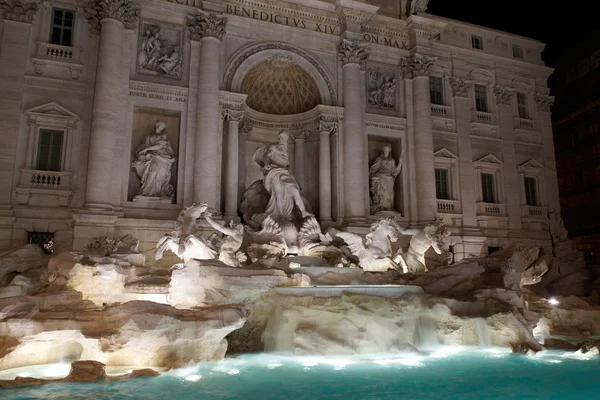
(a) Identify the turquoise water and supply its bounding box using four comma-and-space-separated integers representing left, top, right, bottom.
2, 348, 600, 400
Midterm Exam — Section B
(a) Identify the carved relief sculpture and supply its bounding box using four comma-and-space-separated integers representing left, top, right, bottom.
137, 20, 183, 79
83, 0, 140, 32
369, 144, 404, 214
367, 68, 396, 109
0, 0, 38, 23
132, 120, 176, 202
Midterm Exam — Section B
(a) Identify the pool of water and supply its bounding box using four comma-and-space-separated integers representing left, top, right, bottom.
2, 347, 600, 400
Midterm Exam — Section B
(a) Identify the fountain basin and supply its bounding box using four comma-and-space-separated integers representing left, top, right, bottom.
274, 284, 423, 298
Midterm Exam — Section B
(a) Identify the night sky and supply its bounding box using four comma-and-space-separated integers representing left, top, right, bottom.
427, 0, 596, 64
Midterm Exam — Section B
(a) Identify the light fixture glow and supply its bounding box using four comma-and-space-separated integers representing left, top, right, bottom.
185, 374, 201, 382
549, 298, 559, 305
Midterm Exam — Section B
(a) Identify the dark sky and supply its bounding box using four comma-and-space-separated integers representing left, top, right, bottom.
427, 0, 596, 64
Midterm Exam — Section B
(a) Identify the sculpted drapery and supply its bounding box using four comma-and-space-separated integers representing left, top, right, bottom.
132, 120, 176, 199
369, 144, 403, 213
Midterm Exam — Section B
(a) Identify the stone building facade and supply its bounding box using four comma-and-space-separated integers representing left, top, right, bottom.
0, 0, 559, 261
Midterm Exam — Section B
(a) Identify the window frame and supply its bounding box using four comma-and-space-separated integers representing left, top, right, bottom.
429, 76, 445, 106
435, 167, 451, 200
517, 159, 547, 209
36, 129, 65, 172
474, 155, 504, 207
50, 7, 75, 47
516, 92, 529, 119
481, 172, 496, 204
523, 176, 539, 207
512, 45, 523, 59
471, 35, 483, 50
474, 84, 489, 112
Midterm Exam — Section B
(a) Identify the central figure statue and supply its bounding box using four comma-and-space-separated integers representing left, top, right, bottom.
251, 130, 313, 223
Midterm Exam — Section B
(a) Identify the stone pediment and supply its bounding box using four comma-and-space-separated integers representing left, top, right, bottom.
434, 148, 458, 159
469, 67, 494, 83
518, 159, 545, 170
475, 154, 502, 164
25, 102, 80, 121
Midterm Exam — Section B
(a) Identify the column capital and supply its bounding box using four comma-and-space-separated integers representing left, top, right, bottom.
83, 0, 140, 33
319, 120, 338, 135
0, 0, 38, 23
399, 53, 436, 79
187, 10, 227, 42
293, 127, 312, 141
338, 38, 369, 66
449, 77, 470, 98
223, 109, 243, 123
493, 85, 513, 106
533, 92, 554, 112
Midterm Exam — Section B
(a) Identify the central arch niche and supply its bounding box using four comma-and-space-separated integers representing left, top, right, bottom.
241, 56, 321, 115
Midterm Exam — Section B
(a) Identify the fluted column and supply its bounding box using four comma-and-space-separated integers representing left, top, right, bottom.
83, 0, 139, 210
495, 86, 522, 231
401, 54, 438, 223
319, 120, 336, 222
223, 109, 243, 219
293, 128, 310, 190
338, 39, 369, 222
187, 11, 226, 210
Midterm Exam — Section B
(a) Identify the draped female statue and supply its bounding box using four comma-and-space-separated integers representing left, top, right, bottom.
369, 144, 404, 213
251, 130, 313, 223
132, 120, 176, 200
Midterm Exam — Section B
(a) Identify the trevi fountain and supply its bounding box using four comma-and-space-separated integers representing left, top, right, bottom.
1, 129, 599, 399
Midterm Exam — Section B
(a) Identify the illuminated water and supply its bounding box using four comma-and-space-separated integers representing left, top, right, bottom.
2, 348, 600, 399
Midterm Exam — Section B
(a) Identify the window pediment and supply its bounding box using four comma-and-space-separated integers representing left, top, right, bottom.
434, 148, 458, 159
475, 154, 503, 165
25, 102, 80, 126
518, 158, 545, 171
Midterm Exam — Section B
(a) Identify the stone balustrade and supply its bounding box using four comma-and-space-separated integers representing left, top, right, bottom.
521, 205, 547, 219
437, 199, 460, 213
15, 169, 74, 207
476, 202, 506, 216
471, 110, 497, 126
514, 117, 538, 131
430, 104, 453, 119
31, 42, 84, 79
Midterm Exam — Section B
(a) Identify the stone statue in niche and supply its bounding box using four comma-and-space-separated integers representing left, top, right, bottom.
369, 144, 404, 214
137, 21, 183, 79
132, 120, 176, 202
367, 69, 396, 109
251, 130, 313, 223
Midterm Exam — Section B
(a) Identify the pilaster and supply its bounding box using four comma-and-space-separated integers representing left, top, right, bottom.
319, 120, 336, 222
495, 86, 522, 231
0, 0, 39, 247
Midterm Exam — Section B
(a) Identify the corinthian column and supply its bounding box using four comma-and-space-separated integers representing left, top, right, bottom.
339, 39, 369, 222
401, 54, 438, 222
223, 109, 243, 219
83, 0, 139, 210
187, 11, 226, 210
293, 128, 310, 190
319, 120, 336, 222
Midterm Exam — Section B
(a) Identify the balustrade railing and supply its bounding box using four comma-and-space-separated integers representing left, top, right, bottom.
476, 202, 506, 216
20, 169, 72, 189
514, 117, 538, 131
521, 205, 547, 219
471, 111, 497, 125
430, 105, 453, 118
35, 42, 81, 63
437, 199, 460, 213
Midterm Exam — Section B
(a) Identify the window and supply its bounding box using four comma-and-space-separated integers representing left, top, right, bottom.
512, 45, 523, 59
435, 168, 450, 200
474, 84, 489, 112
524, 176, 538, 206
36, 129, 63, 171
429, 76, 444, 105
517, 92, 529, 119
471, 35, 483, 50
50, 8, 74, 47
481, 172, 496, 203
